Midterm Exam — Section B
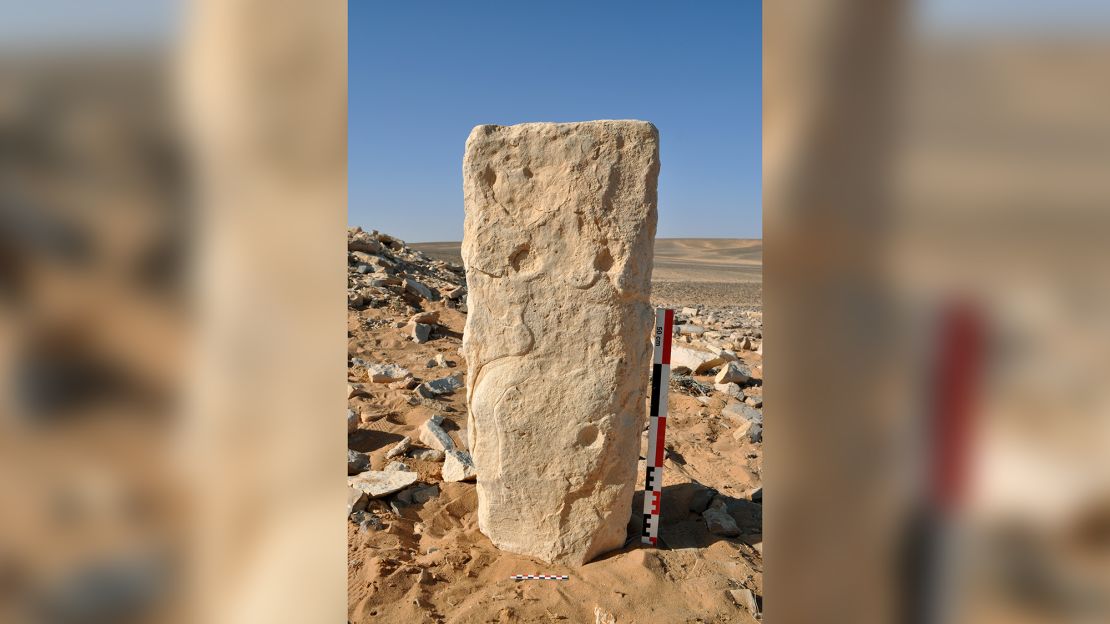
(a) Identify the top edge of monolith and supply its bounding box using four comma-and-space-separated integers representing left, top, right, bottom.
467, 119, 657, 140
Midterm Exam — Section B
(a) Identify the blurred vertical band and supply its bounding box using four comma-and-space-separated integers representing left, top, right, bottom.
0, 0, 347, 621
765, 1, 906, 622
179, 0, 347, 621
767, 1, 1110, 623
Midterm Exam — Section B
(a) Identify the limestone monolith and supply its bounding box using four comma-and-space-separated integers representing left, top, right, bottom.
462, 120, 659, 564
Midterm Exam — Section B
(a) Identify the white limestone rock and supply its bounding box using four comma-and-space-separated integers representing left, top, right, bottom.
671, 346, 727, 375
703, 497, 741, 536
347, 487, 368, 516
348, 470, 419, 498
418, 416, 456, 452
365, 363, 411, 383
462, 120, 659, 565
409, 310, 440, 325
441, 449, 478, 482
410, 448, 445, 462
417, 374, 464, 398
404, 278, 438, 301
384, 436, 411, 459
722, 401, 763, 425
714, 382, 743, 398
714, 361, 751, 385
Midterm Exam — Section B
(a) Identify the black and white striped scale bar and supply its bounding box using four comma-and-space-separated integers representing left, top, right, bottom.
642, 308, 674, 545
509, 575, 570, 581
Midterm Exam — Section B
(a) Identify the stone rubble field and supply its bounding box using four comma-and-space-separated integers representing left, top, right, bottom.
347, 227, 763, 623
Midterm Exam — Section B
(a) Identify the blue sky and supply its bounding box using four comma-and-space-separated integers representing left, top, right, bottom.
349, 0, 762, 242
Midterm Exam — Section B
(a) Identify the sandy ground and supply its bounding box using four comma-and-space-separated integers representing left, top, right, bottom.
350, 238, 762, 623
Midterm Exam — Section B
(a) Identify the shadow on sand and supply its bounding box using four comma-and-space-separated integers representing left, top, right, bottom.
592, 480, 761, 565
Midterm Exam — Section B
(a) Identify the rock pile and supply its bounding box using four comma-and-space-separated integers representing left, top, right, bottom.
345, 227, 477, 528
347, 226, 467, 318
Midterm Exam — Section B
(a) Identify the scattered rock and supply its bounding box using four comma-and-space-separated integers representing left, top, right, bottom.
681, 307, 699, 317
388, 377, 419, 390
678, 324, 706, 336
384, 461, 411, 472
404, 278, 439, 301
716, 349, 740, 363
419, 417, 456, 452
594, 606, 617, 624
408, 322, 433, 343
348, 450, 370, 475
747, 422, 763, 443
347, 409, 359, 434
714, 382, 743, 398
704, 497, 741, 536
671, 346, 727, 375
727, 588, 759, 615
442, 449, 477, 482
714, 361, 751, 385
446, 285, 465, 300
722, 401, 762, 425
416, 374, 464, 398
410, 448, 445, 462
358, 516, 383, 533
366, 363, 411, 383
732, 420, 754, 442
396, 483, 440, 505
409, 310, 440, 325
347, 487, 368, 516
384, 436, 411, 459
348, 470, 419, 498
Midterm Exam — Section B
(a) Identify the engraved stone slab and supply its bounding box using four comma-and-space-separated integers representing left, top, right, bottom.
462, 120, 660, 564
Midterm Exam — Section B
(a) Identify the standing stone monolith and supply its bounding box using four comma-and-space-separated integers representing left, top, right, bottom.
462, 120, 659, 565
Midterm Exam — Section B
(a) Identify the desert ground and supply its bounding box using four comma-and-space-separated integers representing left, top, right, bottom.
349, 231, 762, 623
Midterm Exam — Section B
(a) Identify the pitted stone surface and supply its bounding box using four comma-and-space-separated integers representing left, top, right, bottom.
462, 120, 659, 565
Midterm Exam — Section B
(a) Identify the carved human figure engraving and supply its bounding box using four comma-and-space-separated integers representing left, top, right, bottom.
462, 120, 659, 564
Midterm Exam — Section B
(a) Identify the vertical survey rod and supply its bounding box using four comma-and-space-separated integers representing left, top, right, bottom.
642, 308, 674, 545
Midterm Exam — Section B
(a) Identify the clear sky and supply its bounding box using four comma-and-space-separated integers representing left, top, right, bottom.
349, 0, 762, 242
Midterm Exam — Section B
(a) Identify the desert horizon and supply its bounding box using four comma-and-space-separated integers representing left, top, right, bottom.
409, 238, 763, 284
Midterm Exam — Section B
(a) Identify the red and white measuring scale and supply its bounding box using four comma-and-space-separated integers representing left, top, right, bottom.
642, 308, 674, 545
